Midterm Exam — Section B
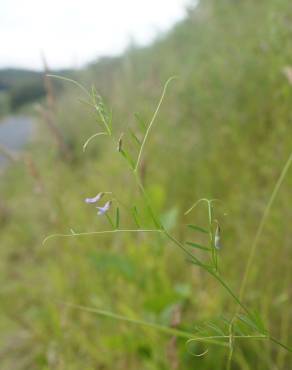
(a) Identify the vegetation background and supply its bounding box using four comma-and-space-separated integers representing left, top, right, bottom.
0, 0, 291, 368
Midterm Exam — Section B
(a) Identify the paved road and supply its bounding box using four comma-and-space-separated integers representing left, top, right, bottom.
0, 115, 34, 167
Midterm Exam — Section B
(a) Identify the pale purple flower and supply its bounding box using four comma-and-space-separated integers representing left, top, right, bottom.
85, 192, 104, 204
97, 200, 112, 215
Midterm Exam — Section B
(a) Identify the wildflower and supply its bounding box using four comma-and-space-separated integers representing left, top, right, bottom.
97, 200, 112, 215
214, 223, 222, 250
85, 192, 104, 204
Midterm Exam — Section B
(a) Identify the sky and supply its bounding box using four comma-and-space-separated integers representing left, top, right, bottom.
0, 0, 192, 70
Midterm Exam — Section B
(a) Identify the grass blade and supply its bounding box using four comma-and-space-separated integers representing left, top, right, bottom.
131, 206, 141, 228
186, 241, 211, 251
115, 207, 120, 229
134, 112, 147, 133
120, 149, 135, 169
129, 129, 141, 146
187, 224, 209, 234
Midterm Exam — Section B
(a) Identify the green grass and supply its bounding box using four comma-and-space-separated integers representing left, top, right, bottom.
1, 0, 292, 368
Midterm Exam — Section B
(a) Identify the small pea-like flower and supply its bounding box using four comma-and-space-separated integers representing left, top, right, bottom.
85, 192, 104, 204
214, 223, 222, 250
97, 200, 112, 215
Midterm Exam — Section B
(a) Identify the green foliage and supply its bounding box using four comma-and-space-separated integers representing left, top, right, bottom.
1, 0, 292, 369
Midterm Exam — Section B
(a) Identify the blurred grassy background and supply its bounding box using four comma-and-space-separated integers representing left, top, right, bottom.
0, 0, 292, 368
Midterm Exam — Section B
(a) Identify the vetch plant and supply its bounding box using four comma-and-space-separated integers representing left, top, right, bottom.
44, 75, 292, 366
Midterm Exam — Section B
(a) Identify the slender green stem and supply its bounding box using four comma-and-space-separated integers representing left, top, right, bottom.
207, 269, 251, 317
134, 77, 177, 172
61, 302, 226, 346
96, 107, 111, 136
225, 152, 292, 368
226, 340, 234, 369
133, 171, 162, 228
43, 228, 162, 245
164, 230, 202, 264
47, 74, 91, 99
62, 302, 268, 348
225, 317, 236, 370
105, 214, 115, 229
82, 132, 107, 152
239, 152, 292, 303
207, 200, 218, 271
269, 335, 292, 353
188, 335, 267, 341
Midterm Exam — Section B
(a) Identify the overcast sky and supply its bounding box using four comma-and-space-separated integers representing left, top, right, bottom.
0, 0, 192, 70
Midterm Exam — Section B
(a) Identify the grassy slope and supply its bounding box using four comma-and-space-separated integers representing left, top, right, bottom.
0, 0, 292, 369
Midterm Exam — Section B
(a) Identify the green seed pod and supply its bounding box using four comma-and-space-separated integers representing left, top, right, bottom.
214, 223, 222, 250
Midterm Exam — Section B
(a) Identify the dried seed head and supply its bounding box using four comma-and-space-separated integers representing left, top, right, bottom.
117, 133, 124, 152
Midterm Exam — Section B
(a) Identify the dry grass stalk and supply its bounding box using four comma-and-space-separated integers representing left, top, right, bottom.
0, 144, 19, 162
166, 304, 182, 369
38, 53, 71, 160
